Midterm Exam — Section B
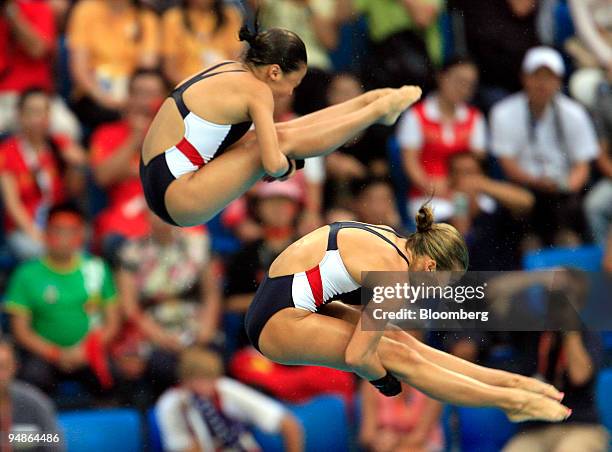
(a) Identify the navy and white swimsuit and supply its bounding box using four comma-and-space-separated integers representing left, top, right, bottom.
140, 61, 252, 225
245, 222, 410, 352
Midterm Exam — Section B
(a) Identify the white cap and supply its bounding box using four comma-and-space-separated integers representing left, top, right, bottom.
522, 46, 565, 77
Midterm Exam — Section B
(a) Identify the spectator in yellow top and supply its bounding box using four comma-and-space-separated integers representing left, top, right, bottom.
161, 0, 243, 85
66, 0, 160, 130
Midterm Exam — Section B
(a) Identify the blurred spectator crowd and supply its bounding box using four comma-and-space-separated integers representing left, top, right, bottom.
0, 0, 612, 451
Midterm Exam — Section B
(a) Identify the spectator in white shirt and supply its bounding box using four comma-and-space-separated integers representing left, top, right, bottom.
156, 347, 303, 452
490, 46, 599, 248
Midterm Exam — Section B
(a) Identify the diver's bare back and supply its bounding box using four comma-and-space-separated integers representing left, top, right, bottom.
142, 62, 262, 164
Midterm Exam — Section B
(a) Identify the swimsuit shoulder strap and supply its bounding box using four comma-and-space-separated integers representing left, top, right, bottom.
326, 222, 410, 265
360, 223, 405, 238
170, 61, 247, 119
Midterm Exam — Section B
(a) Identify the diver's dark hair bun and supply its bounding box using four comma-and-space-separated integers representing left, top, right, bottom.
240, 25, 307, 73
239, 14, 262, 45
239, 24, 256, 44
415, 204, 434, 233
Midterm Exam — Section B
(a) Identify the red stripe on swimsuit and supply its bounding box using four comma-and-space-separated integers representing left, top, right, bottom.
176, 137, 205, 167
305, 265, 324, 307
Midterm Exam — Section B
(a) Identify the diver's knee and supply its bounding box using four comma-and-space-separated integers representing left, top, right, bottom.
379, 340, 424, 379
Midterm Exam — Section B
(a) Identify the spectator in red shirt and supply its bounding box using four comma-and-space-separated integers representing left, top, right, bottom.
0, 0, 81, 140
0, 88, 86, 260
90, 69, 167, 264
397, 56, 485, 222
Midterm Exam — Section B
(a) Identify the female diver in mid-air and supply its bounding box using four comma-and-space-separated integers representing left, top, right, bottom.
140, 22, 421, 227
245, 205, 572, 423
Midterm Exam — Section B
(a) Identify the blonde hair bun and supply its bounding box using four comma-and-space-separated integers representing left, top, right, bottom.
415, 204, 434, 233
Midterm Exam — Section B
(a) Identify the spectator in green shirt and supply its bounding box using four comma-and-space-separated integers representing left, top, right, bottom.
5, 203, 120, 396
354, 0, 444, 90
